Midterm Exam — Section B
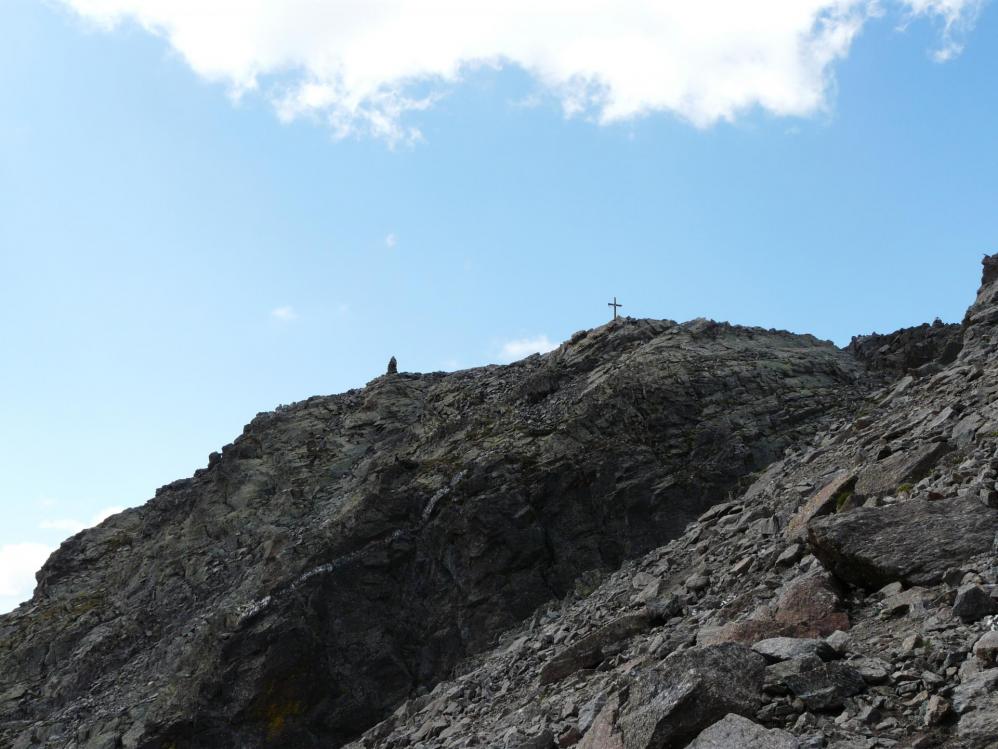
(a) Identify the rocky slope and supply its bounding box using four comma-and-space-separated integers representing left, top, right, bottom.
344, 255, 998, 749
0, 318, 870, 748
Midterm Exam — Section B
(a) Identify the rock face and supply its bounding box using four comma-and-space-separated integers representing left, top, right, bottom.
0, 319, 866, 748
846, 319, 963, 379
334, 253, 998, 749
6, 253, 998, 749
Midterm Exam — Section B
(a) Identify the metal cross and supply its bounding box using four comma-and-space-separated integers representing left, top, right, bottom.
608, 296, 622, 320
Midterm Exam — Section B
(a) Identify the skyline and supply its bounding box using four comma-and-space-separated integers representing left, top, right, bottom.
1, 0, 996, 612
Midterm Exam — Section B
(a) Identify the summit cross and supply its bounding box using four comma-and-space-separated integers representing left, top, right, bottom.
608, 296, 622, 320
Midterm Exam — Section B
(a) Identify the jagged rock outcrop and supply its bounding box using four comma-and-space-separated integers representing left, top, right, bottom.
0, 319, 868, 748
846, 319, 963, 379
341, 253, 998, 749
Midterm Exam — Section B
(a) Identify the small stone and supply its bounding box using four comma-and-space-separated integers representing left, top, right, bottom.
557, 726, 582, 748
952, 584, 998, 623
783, 662, 867, 711
764, 655, 824, 695
924, 695, 950, 726
685, 573, 710, 592
517, 729, 554, 749
877, 581, 904, 598
825, 630, 851, 655
753, 637, 836, 663
856, 704, 882, 725
386, 355, 398, 375
849, 657, 891, 685
972, 631, 998, 666
775, 544, 803, 567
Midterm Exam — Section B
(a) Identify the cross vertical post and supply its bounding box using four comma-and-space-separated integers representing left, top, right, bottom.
608, 296, 622, 320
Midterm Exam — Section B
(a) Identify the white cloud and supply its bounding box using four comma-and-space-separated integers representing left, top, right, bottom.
902, 0, 985, 60
54, 1, 983, 143
499, 335, 558, 362
385, 233, 398, 249
0, 543, 52, 613
271, 305, 298, 322
39, 506, 124, 535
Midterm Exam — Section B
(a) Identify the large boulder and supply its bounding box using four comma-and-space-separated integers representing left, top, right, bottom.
807, 497, 997, 589
686, 714, 798, 749
785, 471, 855, 538
782, 661, 866, 711
540, 613, 651, 685
699, 570, 848, 645
853, 442, 952, 498
615, 643, 766, 748
752, 637, 836, 663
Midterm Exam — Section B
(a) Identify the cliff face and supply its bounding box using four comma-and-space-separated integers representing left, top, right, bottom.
845, 320, 963, 380
0, 319, 869, 748
345, 255, 998, 749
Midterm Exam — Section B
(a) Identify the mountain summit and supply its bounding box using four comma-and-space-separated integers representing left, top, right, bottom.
4, 257, 998, 748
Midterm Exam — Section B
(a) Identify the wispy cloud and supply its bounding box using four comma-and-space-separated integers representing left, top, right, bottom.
499, 335, 558, 363
385, 233, 398, 249
271, 305, 298, 322
39, 506, 124, 535
55, 1, 983, 143
0, 543, 52, 614
903, 0, 985, 61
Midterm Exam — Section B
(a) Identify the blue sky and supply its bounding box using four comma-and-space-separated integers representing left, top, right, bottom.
1, 0, 996, 612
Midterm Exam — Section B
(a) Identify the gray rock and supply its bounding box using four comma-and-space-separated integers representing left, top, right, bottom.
951, 669, 998, 714
539, 613, 650, 685
786, 472, 856, 538
764, 655, 824, 695
517, 730, 555, 749
752, 637, 836, 663
924, 695, 950, 727
853, 442, 952, 498
952, 584, 998, 623
616, 644, 766, 748
783, 662, 866, 711
972, 632, 998, 666
846, 322, 963, 379
825, 630, 851, 655
807, 498, 998, 588
686, 713, 798, 749
957, 704, 998, 746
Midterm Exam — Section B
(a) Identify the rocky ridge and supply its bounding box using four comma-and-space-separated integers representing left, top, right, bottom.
345, 256, 998, 749
0, 317, 869, 747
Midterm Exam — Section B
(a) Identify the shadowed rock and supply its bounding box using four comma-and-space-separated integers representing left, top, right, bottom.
540, 612, 651, 685
616, 643, 766, 748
